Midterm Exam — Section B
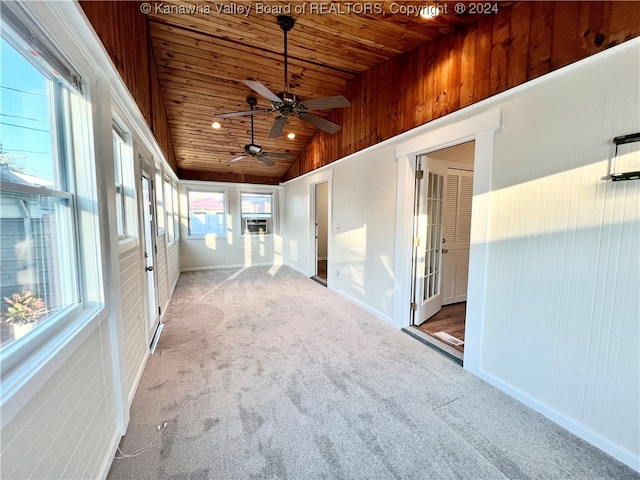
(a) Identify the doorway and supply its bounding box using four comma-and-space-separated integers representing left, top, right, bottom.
139, 157, 160, 346
313, 181, 329, 285
410, 142, 475, 361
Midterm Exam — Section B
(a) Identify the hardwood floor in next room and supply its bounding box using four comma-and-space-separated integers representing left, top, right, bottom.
416, 302, 466, 352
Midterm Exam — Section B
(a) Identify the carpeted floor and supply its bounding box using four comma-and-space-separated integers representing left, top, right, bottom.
108, 266, 638, 480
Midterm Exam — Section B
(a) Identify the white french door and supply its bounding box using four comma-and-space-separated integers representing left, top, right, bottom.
412, 156, 448, 326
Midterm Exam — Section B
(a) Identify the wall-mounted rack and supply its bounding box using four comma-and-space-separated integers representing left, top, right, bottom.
611, 132, 640, 181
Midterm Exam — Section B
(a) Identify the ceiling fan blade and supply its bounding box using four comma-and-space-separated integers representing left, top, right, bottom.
215, 108, 271, 119
268, 116, 288, 138
243, 80, 282, 104
298, 112, 342, 134
263, 152, 294, 160
256, 154, 275, 166
300, 95, 351, 110
230, 155, 247, 163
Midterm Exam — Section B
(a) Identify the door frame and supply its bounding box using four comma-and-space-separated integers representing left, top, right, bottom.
308, 175, 332, 285
392, 108, 501, 373
313, 181, 329, 280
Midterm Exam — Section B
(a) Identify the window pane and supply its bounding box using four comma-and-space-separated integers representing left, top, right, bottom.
188, 191, 226, 236
164, 179, 173, 242
0, 190, 76, 349
241, 193, 272, 215
0, 34, 80, 350
0, 37, 55, 185
155, 170, 164, 231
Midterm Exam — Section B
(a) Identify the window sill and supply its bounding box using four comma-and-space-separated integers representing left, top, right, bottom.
0, 303, 106, 428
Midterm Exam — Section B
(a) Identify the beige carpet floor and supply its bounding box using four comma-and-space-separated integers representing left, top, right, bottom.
108, 266, 638, 480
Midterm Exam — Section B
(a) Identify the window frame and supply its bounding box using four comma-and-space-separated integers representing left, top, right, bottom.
0, 13, 104, 427
185, 187, 229, 238
240, 191, 275, 236
112, 121, 137, 245
155, 167, 165, 236
164, 175, 174, 244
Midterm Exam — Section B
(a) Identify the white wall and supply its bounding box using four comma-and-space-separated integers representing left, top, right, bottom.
179, 181, 283, 270
480, 40, 639, 466
283, 40, 640, 470
0, 2, 182, 478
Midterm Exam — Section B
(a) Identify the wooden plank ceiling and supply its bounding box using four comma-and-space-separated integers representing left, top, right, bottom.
148, 0, 494, 182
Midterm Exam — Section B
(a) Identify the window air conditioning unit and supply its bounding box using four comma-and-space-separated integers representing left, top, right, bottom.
245, 218, 268, 234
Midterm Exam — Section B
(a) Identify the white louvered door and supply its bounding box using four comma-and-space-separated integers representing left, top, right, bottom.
441, 169, 473, 305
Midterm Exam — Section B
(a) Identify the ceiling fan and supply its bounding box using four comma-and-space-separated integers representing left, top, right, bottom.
229, 97, 294, 166
215, 15, 351, 138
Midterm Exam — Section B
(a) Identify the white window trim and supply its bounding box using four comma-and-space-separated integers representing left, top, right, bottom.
185, 186, 229, 239
240, 190, 276, 236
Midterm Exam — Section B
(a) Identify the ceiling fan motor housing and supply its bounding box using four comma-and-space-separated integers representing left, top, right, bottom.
247, 143, 263, 154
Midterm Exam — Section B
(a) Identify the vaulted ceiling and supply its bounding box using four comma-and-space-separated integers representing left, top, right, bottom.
147, 1, 498, 181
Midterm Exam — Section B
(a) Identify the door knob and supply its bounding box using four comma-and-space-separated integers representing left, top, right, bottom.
146, 265, 154, 271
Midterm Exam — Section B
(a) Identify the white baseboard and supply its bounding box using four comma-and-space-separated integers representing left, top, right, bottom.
330, 287, 393, 325
475, 370, 640, 472
284, 262, 310, 278
180, 262, 274, 272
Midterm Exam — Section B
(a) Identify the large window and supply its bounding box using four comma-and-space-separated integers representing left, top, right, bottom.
113, 124, 136, 240
164, 176, 174, 244
0, 35, 82, 349
187, 190, 227, 236
241, 192, 273, 235
155, 168, 165, 233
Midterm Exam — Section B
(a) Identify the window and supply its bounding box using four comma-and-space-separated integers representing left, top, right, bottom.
0, 33, 84, 350
155, 169, 165, 233
241, 192, 273, 234
164, 177, 174, 243
113, 124, 136, 240
187, 190, 227, 236
172, 182, 179, 240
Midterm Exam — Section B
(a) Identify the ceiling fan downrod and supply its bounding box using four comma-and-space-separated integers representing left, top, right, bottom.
277, 15, 295, 94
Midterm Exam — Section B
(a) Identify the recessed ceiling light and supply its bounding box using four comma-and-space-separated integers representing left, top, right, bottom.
211, 121, 221, 129
287, 132, 295, 139
420, 6, 439, 18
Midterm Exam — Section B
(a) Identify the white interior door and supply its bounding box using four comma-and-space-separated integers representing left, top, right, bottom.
413, 156, 448, 326
141, 171, 159, 344
442, 169, 473, 305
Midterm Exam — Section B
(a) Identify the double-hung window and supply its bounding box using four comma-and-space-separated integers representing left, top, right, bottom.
155, 168, 165, 234
164, 176, 174, 244
0, 8, 100, 363
113, 123, 136, 241
241, 192, 273, 235
187, 190, 227, 236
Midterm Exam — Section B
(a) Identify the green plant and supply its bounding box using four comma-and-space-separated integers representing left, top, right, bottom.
3, 291, 48, 325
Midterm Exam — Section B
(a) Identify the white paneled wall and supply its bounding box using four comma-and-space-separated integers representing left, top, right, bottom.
119, 246, 148, 404
331, 146, 398, 320
156, 235, 169, 312
0, 318, 117, 479
481, 40, 640, 462
179, 181, 282, 271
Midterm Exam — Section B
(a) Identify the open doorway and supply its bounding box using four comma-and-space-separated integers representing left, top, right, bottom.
312, 181, 329, 286
410, 142, 475, 362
